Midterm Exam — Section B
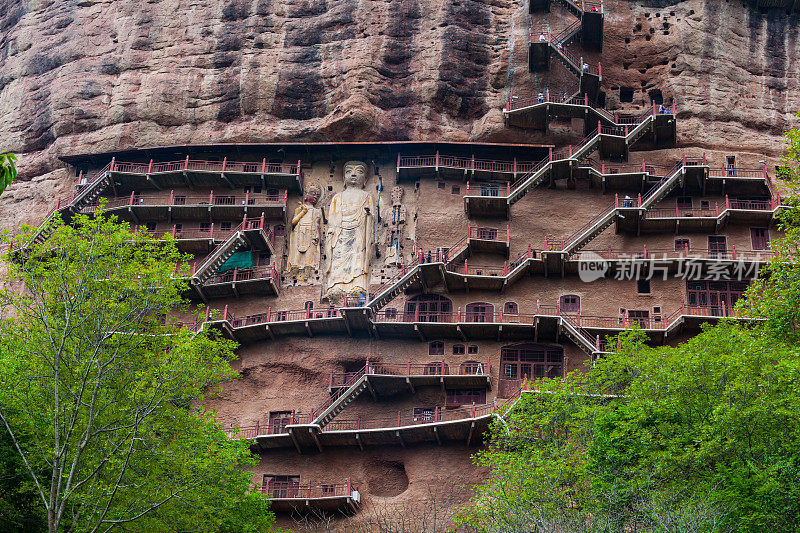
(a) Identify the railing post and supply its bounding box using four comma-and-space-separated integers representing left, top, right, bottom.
577, 311, 581, 326
129, 191, 135, 205
192, 262, 196, 275
210, 222, 214, 239
682, 152, 686, 166
528, 244, 532, 258
244, 189, 249, 206
261, 158, 266, 174
537, 299, 540, 314
722, 300, 728, 317
652, 101, 656, 116
637, 193, 642, 207
598, 120, 601, 135
642, 159, 646, 173
357, 414, 362, 430
732, 245, 737, 260
615, 193, 619, 207
467, 221, 471, 238
546, 88, 550, 101
703, 152, 707, 165
396, 152, 401, 172
624, 125, 628, 136
715, 202, 719, 217
507, 181, 511, 196
233, 267, 238, 282
643, 244, 647, 259
397, 411, 401, 427
598, 61, 602, 77
569, 145, 573, 157
458, 307, 463, 321
223, 305, 229, 321
549, 147, 553, 162
291, 410, 295, 425
585, 93, 589, 106
435, 150, 439, 171
414, 305, 419, 322
506, 224, 510, 242
222, 157, 227, 172
726, 195, 729, 210
255, 420, 259, 436
297, 160, 302, 176
464, 259, 468, 275
504, 260, 508, 275
602, 162, 605, 174
513, 157, 517, 176
184, 155, 189, 170
466, 180, 470, 196
267, 307, 272, 321
110, 157, 116, 172
209, 190, 214, 205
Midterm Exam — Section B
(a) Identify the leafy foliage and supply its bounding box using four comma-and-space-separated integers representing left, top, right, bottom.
0, 152, 16, 195
0, 211, 275, 532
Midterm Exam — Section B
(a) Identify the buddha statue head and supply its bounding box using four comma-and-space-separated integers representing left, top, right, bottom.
343, 161, 368, 189
304, 185, 322, 206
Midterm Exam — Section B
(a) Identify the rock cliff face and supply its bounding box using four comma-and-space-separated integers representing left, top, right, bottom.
1, 0, 799, 191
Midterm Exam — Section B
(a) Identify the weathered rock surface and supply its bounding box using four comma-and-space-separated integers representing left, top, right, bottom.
1, 0, 799, 190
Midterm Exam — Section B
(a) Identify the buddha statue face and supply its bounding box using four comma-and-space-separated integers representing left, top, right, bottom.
304, 186, 321, 206
343, 161, 367, 188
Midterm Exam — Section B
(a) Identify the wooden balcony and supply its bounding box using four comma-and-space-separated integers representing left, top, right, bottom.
263, 479, 360, 514
83, 190, 288, 222
108, 157, 305, 192
191, 264, 279, 300
396, 153, 547, 182
327, 359, 493, 396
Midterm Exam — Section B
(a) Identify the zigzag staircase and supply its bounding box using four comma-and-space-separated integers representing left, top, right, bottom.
484, 113, 656, 211
29, 162, 115, 245
192, 231, 248, 283
560, 161, 686, 257
312, 371, 370, 428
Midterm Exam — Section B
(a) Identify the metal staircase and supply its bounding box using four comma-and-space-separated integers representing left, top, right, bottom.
312, 374, 370, 428
193, 232, 248, 283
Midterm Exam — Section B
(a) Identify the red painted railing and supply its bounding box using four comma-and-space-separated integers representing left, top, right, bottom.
112, 158, 302, 176
82, 190, 287, 212
202, 263, 278, 286
328, 359, 493, 388
262, 479, 357, 499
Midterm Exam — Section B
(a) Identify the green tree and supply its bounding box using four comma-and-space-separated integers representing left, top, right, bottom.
0, 151, 16, 195
0, 211, 275, 533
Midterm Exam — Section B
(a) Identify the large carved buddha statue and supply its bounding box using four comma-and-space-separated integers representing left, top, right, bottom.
324, 161, 375, 303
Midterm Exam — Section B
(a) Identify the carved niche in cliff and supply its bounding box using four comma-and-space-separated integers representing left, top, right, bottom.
287, 184, 323, 281
324, 161, 375, 303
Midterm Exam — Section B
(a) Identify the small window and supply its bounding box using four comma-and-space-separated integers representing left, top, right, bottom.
429, 341, 444, 356
467, 345, 478, 355
200, 222, 212, 232
413, 407, 436, 421
637, 279, 651, 294
385, 307, 397, 319
503, 302, 518, 314
620, 87, 634, 102
559, 295, 580, 312
221, 221, 232, 231
253, 186, 263, 194
424, 362, 449, 375
451, 185, 460, 194
700, 200, 710, 210
453, 344, 465, 355
653, 306, 662, 314
437, 182, 446, 189
145, 221, 157, 232
446, 388, 486, 406
460, 361, 484, 374
173, 195, 186, 205
304, 301, 314, 311
675, 238, 689, 251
